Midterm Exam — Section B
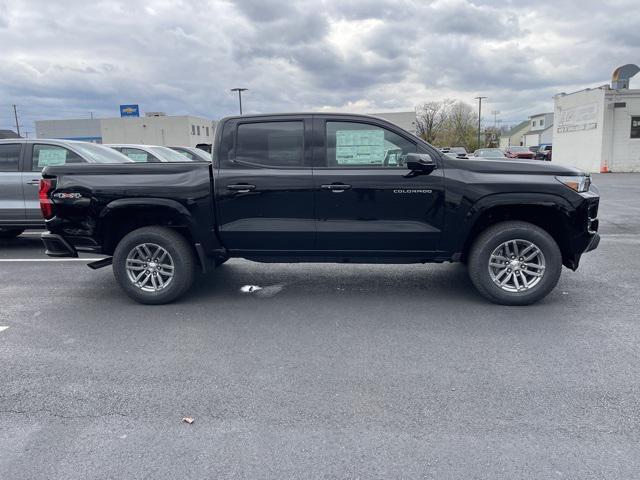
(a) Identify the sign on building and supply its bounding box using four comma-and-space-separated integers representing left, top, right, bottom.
556, 103, 598, 134
119, 104, 140, 117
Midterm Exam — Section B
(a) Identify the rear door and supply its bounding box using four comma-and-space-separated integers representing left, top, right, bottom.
0, 143, 25, 223
312, 116, 445, 253
215, 116, 315, 252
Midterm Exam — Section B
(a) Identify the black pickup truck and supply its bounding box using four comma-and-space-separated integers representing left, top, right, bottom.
40, 113, 600, 305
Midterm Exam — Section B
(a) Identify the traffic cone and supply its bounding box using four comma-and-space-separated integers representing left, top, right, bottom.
600, 158, 610, 173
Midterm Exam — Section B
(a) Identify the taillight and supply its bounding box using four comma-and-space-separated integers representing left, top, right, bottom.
39, 178, 54, 219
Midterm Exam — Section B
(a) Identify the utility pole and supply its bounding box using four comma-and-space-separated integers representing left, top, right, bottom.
491, 110, 500, 128
12, 104, 21, 137
230, 88, 248, 115
474, 96, 487, 148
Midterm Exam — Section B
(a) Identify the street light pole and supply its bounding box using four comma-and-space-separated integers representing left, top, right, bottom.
475, 96, 487, 148
230, 88, 248, 115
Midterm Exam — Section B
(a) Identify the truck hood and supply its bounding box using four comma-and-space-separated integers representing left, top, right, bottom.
453, 158, 586, 176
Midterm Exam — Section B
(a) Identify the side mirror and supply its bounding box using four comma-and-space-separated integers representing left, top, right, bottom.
406, 153, 436, 173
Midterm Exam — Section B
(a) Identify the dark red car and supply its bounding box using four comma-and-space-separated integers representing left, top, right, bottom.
504, 146, 535, 159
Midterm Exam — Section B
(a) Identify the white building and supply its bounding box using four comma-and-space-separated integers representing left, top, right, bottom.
36, 113, 215, 147
499, 120, 529, 148
372, 111, 418, 135
522, 113, 554, 147
553, 66, 640, 172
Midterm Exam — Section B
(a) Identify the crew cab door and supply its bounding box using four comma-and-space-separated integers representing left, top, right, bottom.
312, 116, 445, 253
0, 143, 25, 223
215, 117, 315, 252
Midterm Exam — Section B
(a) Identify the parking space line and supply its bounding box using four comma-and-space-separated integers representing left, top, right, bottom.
0, 326, 9, 333
0, 258, 93, 262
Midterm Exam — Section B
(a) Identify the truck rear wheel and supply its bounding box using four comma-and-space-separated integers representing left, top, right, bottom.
113, 226, 195, 305
468, 221, 562, 305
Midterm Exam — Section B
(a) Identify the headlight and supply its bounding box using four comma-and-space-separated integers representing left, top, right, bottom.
556, 175, 591, 193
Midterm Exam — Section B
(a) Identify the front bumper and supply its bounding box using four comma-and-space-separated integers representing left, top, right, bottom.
41, 232, 78, 258
585, 232, 600, 253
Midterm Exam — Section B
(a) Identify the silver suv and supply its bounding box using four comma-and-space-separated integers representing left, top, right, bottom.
0, 139, 131, 238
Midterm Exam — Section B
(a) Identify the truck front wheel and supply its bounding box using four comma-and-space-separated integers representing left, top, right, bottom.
468, 221, 562, 305
113, 226, 195, 305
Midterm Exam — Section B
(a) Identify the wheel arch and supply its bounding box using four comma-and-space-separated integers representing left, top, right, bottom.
98, 198, 199, 256
460, 193, 576, 268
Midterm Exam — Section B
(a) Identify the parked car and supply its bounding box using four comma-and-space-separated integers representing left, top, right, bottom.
106, 144, 191, 163
536, 144, 552, 161
472, 148, 508, 159
40, 113, 599, 306
504, 146, 535, 159
449, 147, 468, 155
0, 139, 131, 238
169, 146, 211, 161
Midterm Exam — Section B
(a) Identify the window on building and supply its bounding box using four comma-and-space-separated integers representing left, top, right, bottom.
631, 116, 640, 139
32, 144, 85, 170
539, 119, 544, 127
206, 126, 210, 137
196, 125, 200, 136
326, 121, 417, 168
532, 120, 536, 127
191, 125, 196, 135
236, 121, 304, 167
0, 143, 21, 171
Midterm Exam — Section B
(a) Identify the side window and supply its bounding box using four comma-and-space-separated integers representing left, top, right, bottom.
120, 148, 158, 163
236, 121, 304, 167
0, 144, 21, 171
32, 144, 85, 171
326, 121, 416, 168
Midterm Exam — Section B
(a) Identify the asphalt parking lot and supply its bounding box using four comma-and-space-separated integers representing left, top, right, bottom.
1, 173, 639, 479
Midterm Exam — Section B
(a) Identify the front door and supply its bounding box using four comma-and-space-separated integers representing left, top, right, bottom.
313, 118, 445, 253
0, 143, 25, 223
215, 117, 315, 252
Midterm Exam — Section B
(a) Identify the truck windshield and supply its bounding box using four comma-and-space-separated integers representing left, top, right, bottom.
72, 143, 134, 163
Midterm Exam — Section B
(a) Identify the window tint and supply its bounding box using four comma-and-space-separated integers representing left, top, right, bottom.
326, 121, 416, 168
0, 143, 21, 171
120, 148, 159, 163
32, 144, 85, 171
236, 121, 304, 167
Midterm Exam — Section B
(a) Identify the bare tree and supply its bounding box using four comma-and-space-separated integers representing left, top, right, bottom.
415, 99, 454, 143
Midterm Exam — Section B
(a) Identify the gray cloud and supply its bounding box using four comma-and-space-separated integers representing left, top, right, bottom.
0, 0, 638, 134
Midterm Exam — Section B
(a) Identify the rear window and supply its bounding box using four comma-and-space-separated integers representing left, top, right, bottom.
32, 144, 85, 170
236, 121, 304, 167
0, 143, 20, 171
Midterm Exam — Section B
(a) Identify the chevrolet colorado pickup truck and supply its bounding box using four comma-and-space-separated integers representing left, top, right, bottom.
39, 113, 600, 305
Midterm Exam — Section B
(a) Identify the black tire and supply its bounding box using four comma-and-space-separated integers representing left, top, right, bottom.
113, 226, 195, 305
0, 228, 25, 239
468, 221, 562, 305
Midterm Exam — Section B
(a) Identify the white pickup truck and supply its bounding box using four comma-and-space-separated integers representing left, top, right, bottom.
0, 139, 131, 238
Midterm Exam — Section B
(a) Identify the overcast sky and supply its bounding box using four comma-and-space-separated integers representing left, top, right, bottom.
1, 0, 639, 135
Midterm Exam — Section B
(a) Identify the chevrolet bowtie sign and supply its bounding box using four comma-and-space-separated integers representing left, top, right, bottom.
120, 104, 140, 117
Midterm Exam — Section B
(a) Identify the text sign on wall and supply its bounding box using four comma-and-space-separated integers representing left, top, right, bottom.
556, 103, 598, 134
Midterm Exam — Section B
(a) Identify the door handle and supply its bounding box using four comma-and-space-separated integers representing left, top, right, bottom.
321, 184, 351, 193
226, 184, 256, 193
27, 179, 40, 186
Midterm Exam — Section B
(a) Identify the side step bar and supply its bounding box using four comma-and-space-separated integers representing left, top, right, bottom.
87, 257, 113, 270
